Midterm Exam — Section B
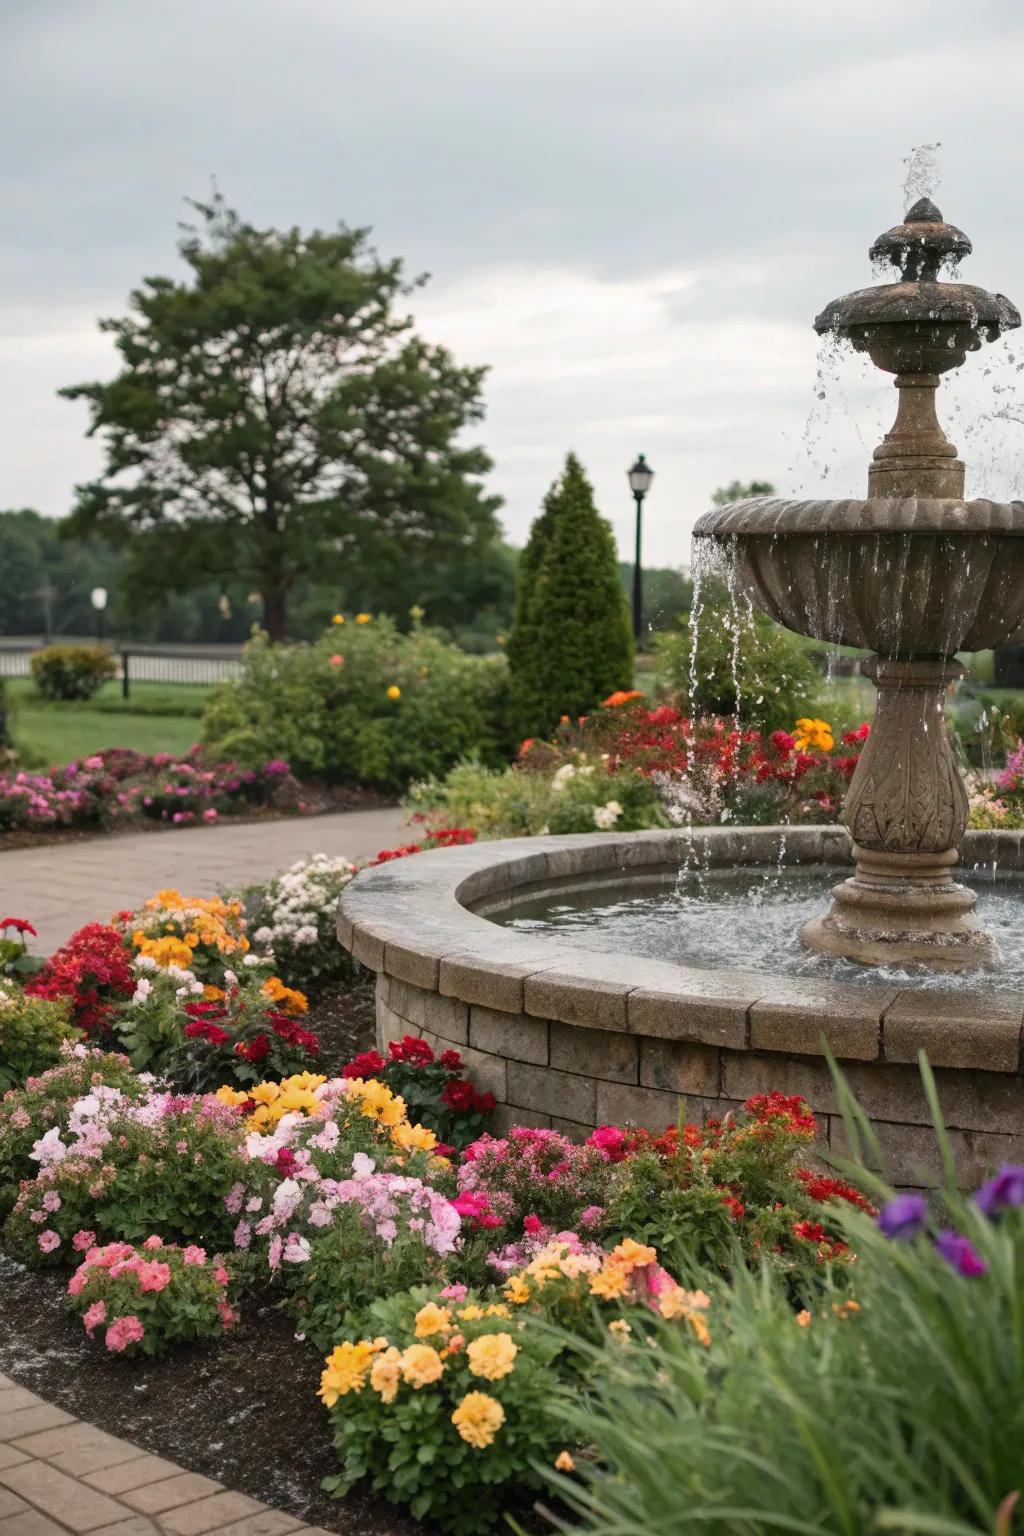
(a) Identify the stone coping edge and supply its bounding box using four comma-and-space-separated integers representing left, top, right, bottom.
337, 826, 1024, 1069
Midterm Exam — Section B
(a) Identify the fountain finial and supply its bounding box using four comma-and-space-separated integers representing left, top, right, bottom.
869, 199, 972, 283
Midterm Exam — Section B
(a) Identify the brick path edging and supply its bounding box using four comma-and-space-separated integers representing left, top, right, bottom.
0, 1375, 330, 1536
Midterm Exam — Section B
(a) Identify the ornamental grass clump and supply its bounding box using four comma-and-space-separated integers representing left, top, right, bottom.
548, 1057, 1024, 1536
67, 1238, 237, 1356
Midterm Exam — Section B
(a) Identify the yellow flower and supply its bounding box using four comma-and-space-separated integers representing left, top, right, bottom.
356, 612, 372, 624
607, 1238, 658, 1274
203, 984, 226, 1002
347, 1077, 406, 1129
386, 685, 401, 700
391, 1121, 437, 1153
793, 717, 834, 752
215, 1085, 249, 1107
318, 1339, 385, 1406
589, 1266, 628, 1301
399, 1344, 445, 1388
331, 613, 345, 625
504, 1274, 531, 1305
250, 1081, 281, 1105
458, 1305, 484, 1322
409, 604, 425, 621
484, 1303, 510, 1318
262, 976, 309, 1015
608, 1319, 631, 1338
555, 1450, 576, 1473
466, 1332, 518, 1381
369, 1345, 402, 1403
451, 1392, 505, 1449
414, 1303, 453, 1339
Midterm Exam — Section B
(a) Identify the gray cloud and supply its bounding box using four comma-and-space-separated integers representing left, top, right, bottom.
3, 0, 1024, 568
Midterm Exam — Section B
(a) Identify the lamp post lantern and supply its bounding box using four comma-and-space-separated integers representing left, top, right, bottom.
91, 586, 108, 644
627, 453, 654, 644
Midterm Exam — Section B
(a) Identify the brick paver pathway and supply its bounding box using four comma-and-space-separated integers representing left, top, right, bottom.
0, 809, 408, 955
0, 1374, 330, 1536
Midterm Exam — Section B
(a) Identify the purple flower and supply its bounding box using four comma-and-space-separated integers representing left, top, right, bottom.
877, 1192, 928, 1241
973, 1164, 1024, 1216
934, 1229, 987, 1277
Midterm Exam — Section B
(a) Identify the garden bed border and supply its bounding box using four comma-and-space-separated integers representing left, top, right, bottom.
338, 827, 1024, 1184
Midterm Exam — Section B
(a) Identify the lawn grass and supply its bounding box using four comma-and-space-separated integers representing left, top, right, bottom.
5, 679, 207, 767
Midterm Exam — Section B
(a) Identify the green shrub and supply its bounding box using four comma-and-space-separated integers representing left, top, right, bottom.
656, 604, 820, 735
0, 986, 80, 1091
201, 615, 509, 790
507, 454, 633, 740
29, 644, 116, 701
406, 758, 667, 838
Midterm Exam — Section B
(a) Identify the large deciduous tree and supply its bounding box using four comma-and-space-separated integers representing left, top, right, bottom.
61, 195, 501, 640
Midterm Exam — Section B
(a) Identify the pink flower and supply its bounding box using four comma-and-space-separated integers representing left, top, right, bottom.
105, 1315, 145, 1353
136, 1261, 172, 1293
523, 1214, 543, 1235
217, 1301, 235, 1330
329, 654, 344, 666
38, 1230, 60, 1254
580, 1205, 604, 1228
203, 809, 218, 823
67, 1268, 89, 1297
142, 1235, 163, 1250
41, 1190, 62, 1213
72, 1229, 97, 1251
181, 1245, 206, 1266
233, 1220, 251, 1250
268, 1235, 283, 1271
440, 1283, 469, 1302
213, 1266, 229, 1287
83, 1300, 107, 1336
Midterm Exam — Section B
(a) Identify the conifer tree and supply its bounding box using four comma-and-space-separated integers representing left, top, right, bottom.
508, 454, 633, 739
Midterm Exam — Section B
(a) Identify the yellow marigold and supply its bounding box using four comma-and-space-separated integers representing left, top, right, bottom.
608, 1238, 658, 1274
356, 612, 372, 624
369, 1346, 402, 1403
262, 976, 309, 1016
386, 685, 401, 700
793, 717, 834, 753
451, 1392, 505, 1449
555, 1450, 576, 1473
137, 936, 194, 969
391, 1121, 437, 1153
203, 984, 226, 1001
504, 1274, 531, 1305
414, 1303, 453, 1339
331, 613, 345, 625
318, 1338, 385, 1406
399, 1344, 444, 1389
589, 1266, 628, 1301
466, 1332, 518, 1382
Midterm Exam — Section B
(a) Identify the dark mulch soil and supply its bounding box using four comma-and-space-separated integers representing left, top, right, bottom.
0, 785, 394, 853
0, 977, 427, 1534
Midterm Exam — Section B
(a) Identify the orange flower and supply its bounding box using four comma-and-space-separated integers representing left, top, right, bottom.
602, 690, 645, 708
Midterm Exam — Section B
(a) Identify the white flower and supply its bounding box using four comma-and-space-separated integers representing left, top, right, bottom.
593, 800, 624, 830
293, 925, 318, 946
253, 927, 273, 944
282, 1233, 311, 1263
30, 1127, 67, 1167
135, 955, 158, 972
551, 763, 576, 791
132, 978, 153, 1005
242, 953, 264, 967
223, 969, 238, 988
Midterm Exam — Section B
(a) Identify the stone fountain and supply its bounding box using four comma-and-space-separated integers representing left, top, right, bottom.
694, 199, 1024, 970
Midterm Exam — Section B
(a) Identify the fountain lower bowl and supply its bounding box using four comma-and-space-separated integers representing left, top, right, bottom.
338, 827, 1024, 1183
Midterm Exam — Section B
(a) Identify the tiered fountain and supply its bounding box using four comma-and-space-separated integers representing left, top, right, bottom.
695, 198, 1024, 969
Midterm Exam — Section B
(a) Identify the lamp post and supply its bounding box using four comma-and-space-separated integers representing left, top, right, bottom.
627, 453, 654, 644
91, 586, 108, 644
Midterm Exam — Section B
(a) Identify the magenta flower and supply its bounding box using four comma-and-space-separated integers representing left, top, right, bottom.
934, 1229, 988, 1277
877, 1193, 928, 1241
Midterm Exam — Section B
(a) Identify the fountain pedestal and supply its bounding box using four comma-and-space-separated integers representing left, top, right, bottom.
694, 196, 1024, 972
802, 659, 995, 968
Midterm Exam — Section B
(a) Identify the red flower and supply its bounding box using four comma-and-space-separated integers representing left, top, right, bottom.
439, 1049, 464, 1071
744, 1092, 816, 1136
343, 1049, 387, 1080
183, 1020, 231, 1046
25, 923, 134, 1039
440, 1078, 476, 1113
796, 1168, 876, 1215
0, 917, 36, 936
388, 1035, 435, 1067
237, 1034, 270, 1063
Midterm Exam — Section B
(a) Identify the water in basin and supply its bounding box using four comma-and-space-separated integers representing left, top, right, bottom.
501, 865, 1024, 991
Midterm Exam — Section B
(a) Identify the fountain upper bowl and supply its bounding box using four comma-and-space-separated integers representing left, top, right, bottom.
693, 496, 1024, 653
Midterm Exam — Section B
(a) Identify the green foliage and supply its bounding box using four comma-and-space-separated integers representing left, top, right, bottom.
507, 454, 633, 739
0, 988, 80, 1091
656, 605, 820, 734
710, 478, 776, 505
201, 615, 509, 789
62, 193, 500, 641
406, 758, 667, 838
618, 563, 693, 633
29, 644, 116, 702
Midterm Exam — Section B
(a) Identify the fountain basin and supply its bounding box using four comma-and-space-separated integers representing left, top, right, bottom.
338, 828, 1024, 1186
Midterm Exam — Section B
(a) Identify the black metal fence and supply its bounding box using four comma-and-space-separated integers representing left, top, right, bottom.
0, 640, 242, 695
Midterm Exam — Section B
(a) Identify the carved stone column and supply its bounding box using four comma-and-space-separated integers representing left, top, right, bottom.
802, 656, 997, 969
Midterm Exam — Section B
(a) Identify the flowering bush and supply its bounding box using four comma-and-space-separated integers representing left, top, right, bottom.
30, 643, 116, 701
0, 984, 79, 1090
25, 925, 135, 1040
201, 615, 510, 790
344, 1035, 494, 1151
605, 1093, 869, 1277
0, 747, 297, 835
0, 1044, 145, 1214
114, 889, 253, 985
3, 1086, 246, 1265
241, 855, 360, 995
67, 1238, 237, 1356
455, 1128, 613, 1258
113, 962, 319, 1091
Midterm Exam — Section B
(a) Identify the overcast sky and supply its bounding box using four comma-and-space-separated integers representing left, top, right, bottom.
4, 0, 1024, 569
